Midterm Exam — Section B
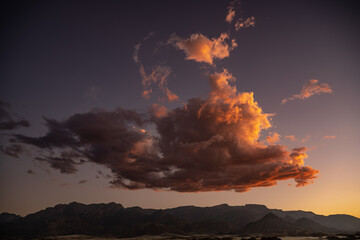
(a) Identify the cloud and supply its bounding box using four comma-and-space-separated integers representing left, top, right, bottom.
282, 79, 333, 104
168, 33, 236, 65
266, 133, 280, 145
285, 135, 297, 142
139, 64, 179, 102
79, 180, 87, 184
226, 6, 236, 23
149, 70, 318, 191
14, 107, 148, 175
0, 101, 30, 131
133, 32, 155, 64
235, 17, 255, 31
35, 156, 80, 174
133, 33, 178, 102
323, 135, 336, 140
133, 43, 141, 63
0, 144, 24, 158
13, 70, 318, 192
9, 3, 319, 193
225, 1, 255, 30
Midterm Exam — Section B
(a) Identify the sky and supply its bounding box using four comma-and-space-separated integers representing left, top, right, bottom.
0, 0, 359, 218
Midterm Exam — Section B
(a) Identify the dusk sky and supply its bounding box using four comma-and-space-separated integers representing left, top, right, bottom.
1, 0, 359, 218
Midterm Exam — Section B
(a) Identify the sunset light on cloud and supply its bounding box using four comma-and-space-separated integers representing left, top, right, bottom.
168, 33, 236, 65
8, 68, 319, 192
281, 79, 333, 104
0, 0, 359, 221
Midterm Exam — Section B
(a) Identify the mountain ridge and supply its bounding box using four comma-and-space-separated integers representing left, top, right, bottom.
1, 202, 359, 238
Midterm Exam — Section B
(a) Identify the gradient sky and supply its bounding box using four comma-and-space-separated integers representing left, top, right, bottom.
1, 0, 359, 218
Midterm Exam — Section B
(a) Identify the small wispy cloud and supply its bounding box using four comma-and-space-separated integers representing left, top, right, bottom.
0, 101, 31, 159
282, 79, 333, 104
235, 17, 255, 31
225, 1, 255, 31
0, 144, 25, 158
133, 32, 155, 64
133, 33, 178, 102
139, 64, 178, 102
225, 5, 236, 23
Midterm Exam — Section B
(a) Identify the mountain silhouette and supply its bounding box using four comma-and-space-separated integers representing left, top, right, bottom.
294, 217, 337, 233
1, 202, 359, 238
0, 213, 20, 224
241, 213, 303, 234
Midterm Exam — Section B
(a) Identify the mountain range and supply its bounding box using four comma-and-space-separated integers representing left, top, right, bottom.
1, 202, 359, 239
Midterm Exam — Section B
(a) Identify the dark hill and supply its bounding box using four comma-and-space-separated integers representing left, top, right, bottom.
295, 217, 336, 233
0, 213, 20, 223
164, 203, 271, 229
241, 213, 303, 234
1, 202, 359, 238
311, 214, 360, 232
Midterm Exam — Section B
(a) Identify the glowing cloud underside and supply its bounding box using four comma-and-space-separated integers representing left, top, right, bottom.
12, 70, 319, 192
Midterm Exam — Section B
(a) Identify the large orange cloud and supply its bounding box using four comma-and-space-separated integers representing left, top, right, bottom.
282, 79, 333, 104
12, 71, 319, 192
168, 33, 237, 65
